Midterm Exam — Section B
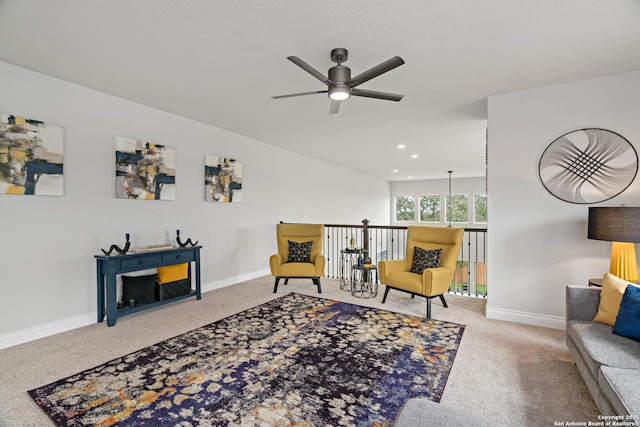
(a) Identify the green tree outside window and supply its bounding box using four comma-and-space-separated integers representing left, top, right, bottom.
445, 194, 469, 223
474, 194, 487, 223
419, 195, 441, 222
395, 195, 415, 221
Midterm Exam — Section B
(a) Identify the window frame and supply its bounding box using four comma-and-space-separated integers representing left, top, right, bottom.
418, 194, 442, 223
473, 193, 487, 224
445, 193, 470, 224
394, 195, 416, 222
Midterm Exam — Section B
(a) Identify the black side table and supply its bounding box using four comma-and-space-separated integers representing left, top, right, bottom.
351, 264, 378, 298
340, 248, 361, 291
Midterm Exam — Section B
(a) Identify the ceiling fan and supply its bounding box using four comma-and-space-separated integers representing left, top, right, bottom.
272, 48, 405, 114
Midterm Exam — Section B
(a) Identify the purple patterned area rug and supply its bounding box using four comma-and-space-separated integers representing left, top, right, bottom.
29, 293, 465, 427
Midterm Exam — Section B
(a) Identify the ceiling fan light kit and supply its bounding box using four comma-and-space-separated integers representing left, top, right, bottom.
328, 86, 350, 101
273, 47, 405, 114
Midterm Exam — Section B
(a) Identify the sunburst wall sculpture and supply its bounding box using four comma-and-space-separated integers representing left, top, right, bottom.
538, 128, 638, 204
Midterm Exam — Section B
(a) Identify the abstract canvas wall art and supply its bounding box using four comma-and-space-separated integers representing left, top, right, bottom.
115, 137, 176, 200
0, 113, 64, 196
204, 155, 242, 202
538, 128, 638, 204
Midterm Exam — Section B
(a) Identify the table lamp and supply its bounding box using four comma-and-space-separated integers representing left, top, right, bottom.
588, 207, 640, 282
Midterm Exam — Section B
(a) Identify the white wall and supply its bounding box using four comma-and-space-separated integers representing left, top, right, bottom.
487, 70, 640, 329
390, 177, 487, 227
0, 62, 390, 348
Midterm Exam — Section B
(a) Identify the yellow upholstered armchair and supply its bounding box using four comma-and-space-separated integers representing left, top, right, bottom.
378, 226, 464, 318
269, 223, 326, 293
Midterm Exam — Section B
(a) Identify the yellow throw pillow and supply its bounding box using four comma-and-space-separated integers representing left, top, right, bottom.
157, 263, 189, 284
593, 273, 640, 326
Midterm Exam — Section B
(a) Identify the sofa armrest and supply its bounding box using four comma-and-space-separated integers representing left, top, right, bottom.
566, 285, 601, 321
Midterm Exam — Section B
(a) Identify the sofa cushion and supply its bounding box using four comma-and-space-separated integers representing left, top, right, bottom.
566, 320, 640, 380
599, 366, 640, 418
593, 273, 639, 326
613, 285, 640, 342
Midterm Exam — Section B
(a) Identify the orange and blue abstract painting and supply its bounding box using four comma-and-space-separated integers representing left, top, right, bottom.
205, 154, 242, 202
116, 136, 176, 200
0, 113, 64, 196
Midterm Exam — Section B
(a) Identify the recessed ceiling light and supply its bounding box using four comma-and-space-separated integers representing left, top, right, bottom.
397, 144, 406, 149
411, 154, 418, 158
393, 169, 398, 173
408, 176, 413, 179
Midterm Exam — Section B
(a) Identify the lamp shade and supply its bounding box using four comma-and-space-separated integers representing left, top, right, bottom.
588, 207, 640, 243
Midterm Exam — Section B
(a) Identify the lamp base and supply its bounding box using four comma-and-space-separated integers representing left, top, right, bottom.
610, 241, 638, 282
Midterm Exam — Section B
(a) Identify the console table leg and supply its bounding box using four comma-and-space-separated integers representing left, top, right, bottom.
96, 267, 105, 323
195, 252, 202, 300
105, 273, 117, 327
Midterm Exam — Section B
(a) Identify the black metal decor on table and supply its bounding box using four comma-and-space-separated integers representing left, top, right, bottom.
176, 229, 198, 247
101, 233, 131, 256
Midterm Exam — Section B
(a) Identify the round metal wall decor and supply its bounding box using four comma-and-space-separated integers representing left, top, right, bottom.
538, 128, 638, 204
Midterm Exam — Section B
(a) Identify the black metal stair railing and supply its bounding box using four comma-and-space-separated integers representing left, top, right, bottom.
323, 220, 488, 298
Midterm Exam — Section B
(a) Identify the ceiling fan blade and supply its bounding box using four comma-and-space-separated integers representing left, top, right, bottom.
287, 56, 333, 86
272, 90, 328, 99
347, 56, 405, 88
351, 88, 404, 102
329, 100, 341, 114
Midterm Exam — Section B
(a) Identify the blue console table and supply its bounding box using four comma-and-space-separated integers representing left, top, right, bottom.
95, 246, 202, 326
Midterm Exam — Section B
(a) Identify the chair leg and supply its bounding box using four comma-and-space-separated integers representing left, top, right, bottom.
313, 278, 322, 293
273, 277, 281, 293
439, 294, 448, 308
426, 298, 432, 319
382, 286, 391, 303
284, 278, 289, 285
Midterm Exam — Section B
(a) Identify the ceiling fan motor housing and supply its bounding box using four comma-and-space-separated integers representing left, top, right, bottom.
328, 64, 351, 84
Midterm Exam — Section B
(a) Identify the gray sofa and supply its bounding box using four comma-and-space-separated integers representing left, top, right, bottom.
566, 285, 640, 418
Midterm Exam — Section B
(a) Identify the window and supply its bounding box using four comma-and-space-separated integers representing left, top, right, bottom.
474, 194, 487, 223
395, 195, 415, 221
445, 194, 469, 223
419, 195, 441, 222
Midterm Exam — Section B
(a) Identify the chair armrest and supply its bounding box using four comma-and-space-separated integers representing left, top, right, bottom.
423, 267, 455, 296
566, 285, 601, 321
314, 254, 326, 276
378, 259, 407, 283
269, 253, 283, 276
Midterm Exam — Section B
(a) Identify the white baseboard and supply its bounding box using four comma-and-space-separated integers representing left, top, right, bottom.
202, 269, 270, 293
0, 269, 271, 350
486, 305, 566, 330
0, 313, 95, 350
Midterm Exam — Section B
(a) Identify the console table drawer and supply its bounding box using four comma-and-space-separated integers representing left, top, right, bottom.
118, 255, 160, 272
161, 251, 195, 265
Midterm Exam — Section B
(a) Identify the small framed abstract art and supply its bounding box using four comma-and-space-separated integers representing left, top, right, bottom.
0, 113, 64, 196
204, 155, 242, 202
115, 137, 176, 200
538, 128, 638, 204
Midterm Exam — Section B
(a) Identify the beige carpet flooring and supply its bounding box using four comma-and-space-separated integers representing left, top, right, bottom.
0, 276, 598, 426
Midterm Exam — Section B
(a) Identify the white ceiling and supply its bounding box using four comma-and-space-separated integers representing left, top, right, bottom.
1, 1, 639, 181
